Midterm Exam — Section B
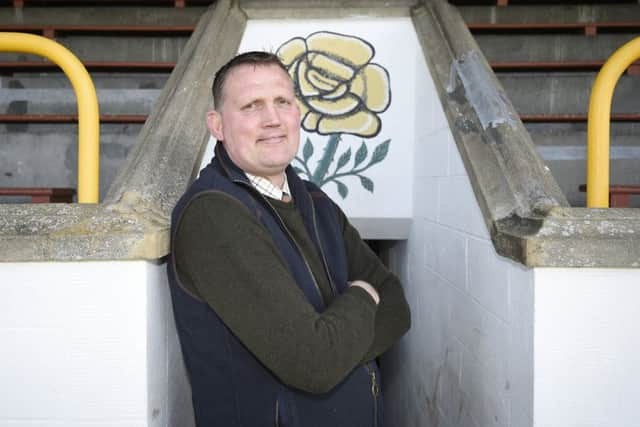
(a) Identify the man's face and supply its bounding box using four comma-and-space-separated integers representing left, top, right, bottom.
207, 64, 301, 185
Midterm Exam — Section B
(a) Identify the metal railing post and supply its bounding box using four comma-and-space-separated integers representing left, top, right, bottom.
587, 36, 640, 208
0, 32, 100, 203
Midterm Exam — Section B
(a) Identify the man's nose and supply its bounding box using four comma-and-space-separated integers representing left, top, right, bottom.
261, 103, 281, 126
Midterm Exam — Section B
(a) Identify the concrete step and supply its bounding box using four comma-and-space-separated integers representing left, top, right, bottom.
0, 87, 160, 115
0, 35, 188, 63
458, 4, 640, 25
0, 4, 204, 201
538, 155, 640, 208
497, 72, 640, 116
0, 122, 142, 200
527, 122, 640, 147
0, 6, 204, 27
476, 33, 639, 63
1, 71, 169, 89
526, 122, 640, 207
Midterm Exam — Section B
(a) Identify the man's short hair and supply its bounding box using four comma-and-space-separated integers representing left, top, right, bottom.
212, 51, 290, 110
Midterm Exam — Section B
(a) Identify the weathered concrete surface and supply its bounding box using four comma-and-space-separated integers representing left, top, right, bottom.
413, 0, 640, 267
0, 202, 165, 261
496, 207, 640, 268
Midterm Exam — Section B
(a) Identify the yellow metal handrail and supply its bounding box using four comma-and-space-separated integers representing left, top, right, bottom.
587, 36, 640, 208
0, 32, 100, 203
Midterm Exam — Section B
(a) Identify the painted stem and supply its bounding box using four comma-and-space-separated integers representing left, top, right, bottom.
311, 133, 341, 184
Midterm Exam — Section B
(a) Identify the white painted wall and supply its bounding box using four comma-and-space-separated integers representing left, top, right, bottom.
380, 39, 535, 427
534, 268, 640, 427
0, 260, 193, 427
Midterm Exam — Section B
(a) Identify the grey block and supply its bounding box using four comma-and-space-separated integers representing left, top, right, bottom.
526, 123, 640, 207
498, 72, 640, 115
0, 6, 205, 26
0, 36, 189, 63
0, 72, 170, 90
525, 122, 640, 147
457, 4, 640, 24
0, 88, 161, 115
475, 33, 640, 63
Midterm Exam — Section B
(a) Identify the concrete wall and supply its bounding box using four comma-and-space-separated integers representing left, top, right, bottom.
0, 260, 193, 427
534, 268, 640, 427
381, 40, 535, 427
0, 123, 141, 202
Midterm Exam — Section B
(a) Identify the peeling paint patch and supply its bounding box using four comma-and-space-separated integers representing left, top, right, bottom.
446, 50, 517, 131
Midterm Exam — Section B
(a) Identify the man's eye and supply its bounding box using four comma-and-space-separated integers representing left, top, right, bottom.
277, 98, 292, 106
242, 102, 259, 111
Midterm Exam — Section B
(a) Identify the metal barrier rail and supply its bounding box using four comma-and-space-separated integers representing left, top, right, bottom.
0, 32, 100, 203
587, 36, 640, 208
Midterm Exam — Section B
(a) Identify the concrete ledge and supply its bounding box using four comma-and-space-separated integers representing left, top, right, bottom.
0, 202, 165, 261
414, 0, 640, 268
496, 207, 640, 268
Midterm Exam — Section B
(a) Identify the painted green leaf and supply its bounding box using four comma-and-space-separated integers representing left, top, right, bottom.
303, 137, 314, 162
359, 175, 374, 192
354, 142, 367, 167
336, 148, 351, 171
293, 167, 306, 177
369, 139, 391, 166
336, 180, 348, 199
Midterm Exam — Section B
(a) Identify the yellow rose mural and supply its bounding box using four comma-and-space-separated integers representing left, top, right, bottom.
277, 31, 392, 199
278, 31, 390, 137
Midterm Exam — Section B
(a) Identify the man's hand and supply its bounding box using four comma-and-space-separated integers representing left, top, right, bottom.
349, 280, 380, 305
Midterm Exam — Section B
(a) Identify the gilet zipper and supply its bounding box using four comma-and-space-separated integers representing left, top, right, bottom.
366, 362, 380, 427
307, 192, 338, 296
308, 191, 378, 426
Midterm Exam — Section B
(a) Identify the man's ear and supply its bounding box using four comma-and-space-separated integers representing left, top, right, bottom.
206, 110, 224, 141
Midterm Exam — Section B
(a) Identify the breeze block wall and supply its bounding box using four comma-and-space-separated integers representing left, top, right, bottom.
381, 45, 535, 427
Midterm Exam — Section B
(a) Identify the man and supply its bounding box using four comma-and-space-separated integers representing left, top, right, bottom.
167, 51, 410, 427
